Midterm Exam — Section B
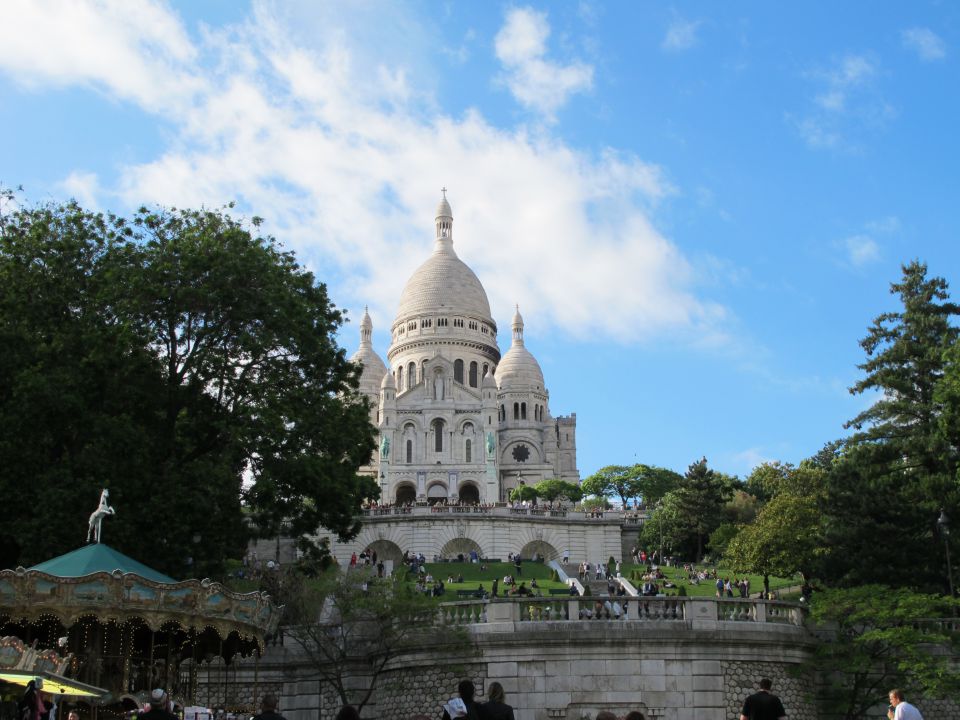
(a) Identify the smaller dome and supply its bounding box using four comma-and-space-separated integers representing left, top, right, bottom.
482, 369, 498, 389
350, 307, 388, 393
436, 196, 452, 218
380, 370, 396, 389
495, 305, 544, 390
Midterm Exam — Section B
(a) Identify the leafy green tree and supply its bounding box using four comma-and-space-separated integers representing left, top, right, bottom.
634, 464, 682, 507
744, 461, 794, 502
823, 261, 960, 589
581, 465, 636, 507
532, 478, 582, 502
0, 198, 377, 574
509, 484, 538, 502
807, 586, 960, 719
707, 523, 739, 559
671, 457, 731, 562
285, 568, 473, 712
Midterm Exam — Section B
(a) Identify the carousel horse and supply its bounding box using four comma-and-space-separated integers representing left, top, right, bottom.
87, 488, 116, 543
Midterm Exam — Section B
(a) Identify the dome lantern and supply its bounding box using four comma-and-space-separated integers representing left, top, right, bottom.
435, 187, 453, 249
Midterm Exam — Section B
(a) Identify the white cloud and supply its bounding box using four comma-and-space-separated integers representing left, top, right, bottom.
0, 0, 726, 348
795, 54, 890, 150
494, 7, 593, 119
662, 18, 700, 52
840, 234, 881, 267
0, 0, 203, 113
59, 171, 102, 210
902, 27, 946, 62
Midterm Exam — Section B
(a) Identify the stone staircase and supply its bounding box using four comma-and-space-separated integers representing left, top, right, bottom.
560, 563, 616, 596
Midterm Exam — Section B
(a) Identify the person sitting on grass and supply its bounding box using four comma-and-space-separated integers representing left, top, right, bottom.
530, 578, 538, 589
456, 573, 464, 583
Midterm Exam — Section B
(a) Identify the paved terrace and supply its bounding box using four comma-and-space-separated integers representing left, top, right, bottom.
360, 504, 646, 524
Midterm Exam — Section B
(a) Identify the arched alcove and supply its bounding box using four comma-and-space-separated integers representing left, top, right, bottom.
364, 539, 404, 564
519, 540, 559, 561
459, 483, 480, 505
427, 483, 447, 504
395, 483, 416, 505
441, 537, 484, 560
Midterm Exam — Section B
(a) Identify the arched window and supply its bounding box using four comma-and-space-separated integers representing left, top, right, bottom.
432, 419, 444, 452
463, 422, 473, 434
408, 362, 416, 387
521, 402, 527, 420
469, 361, 478, 387
482, 363, 489, 377
397, 366, 403, 390
499, 404, 505, 421
513, 403, 519, 420
406, 439, 413, 463
454, 359, 464, 383
465, 439, 472, 463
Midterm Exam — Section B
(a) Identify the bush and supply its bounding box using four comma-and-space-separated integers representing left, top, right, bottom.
677, 585, 687, 597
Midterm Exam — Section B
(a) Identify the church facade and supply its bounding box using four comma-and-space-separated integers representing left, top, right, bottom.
350, 194, 579, 506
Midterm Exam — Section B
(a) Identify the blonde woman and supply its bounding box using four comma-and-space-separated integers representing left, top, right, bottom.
480, 682, 515, 720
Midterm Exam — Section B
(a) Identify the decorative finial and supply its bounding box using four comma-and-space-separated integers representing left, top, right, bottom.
441, 186, 447, 199
87, 488, 116, 544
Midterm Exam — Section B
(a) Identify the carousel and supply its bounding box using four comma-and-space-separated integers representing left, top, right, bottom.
0, 491, 282, 719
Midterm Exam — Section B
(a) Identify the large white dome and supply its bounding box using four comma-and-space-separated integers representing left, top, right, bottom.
393, 194, 494, 326
395, 245, 493, 323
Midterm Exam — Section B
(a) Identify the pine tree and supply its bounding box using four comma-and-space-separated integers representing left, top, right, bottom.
823, 261, 960, 588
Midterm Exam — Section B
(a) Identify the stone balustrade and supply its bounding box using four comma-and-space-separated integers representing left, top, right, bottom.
360, 505, 630, 523
439, 596, 805, 628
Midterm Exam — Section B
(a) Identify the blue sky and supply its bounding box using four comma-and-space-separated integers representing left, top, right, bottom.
1, 1, 958, 479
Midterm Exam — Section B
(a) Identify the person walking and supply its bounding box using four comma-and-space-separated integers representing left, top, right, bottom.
739, 678, 786, 720
887, 689, 923, 720
480, 682, 514, 720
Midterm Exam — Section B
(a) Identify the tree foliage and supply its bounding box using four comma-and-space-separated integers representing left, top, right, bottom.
532, 478, 582, 502
807, 586, 960, 719
822, 261, 960, 589
285, 569, 473, 711
671, 457, 731, 562
0, 198, 377, 574
581, 463, 680, 508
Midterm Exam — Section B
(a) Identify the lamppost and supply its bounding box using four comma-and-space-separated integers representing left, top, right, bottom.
656, 500, 664, 566
937, 509, 956, 605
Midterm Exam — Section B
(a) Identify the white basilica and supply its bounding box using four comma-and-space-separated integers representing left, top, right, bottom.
350, 193, 579, 506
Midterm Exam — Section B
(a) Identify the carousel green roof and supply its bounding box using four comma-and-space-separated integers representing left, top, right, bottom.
28, 543, 177, 584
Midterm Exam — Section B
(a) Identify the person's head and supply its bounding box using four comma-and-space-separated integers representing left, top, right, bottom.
759, 678, 773, 691
457, 679, 475, 702
261, 695, 278, 712
68, 712, 80, 720
888, 689, 905, 706
487, 683, 505, 704
335, 706, 360, 720
625, 712, 645, 720
150, 689, 167, 707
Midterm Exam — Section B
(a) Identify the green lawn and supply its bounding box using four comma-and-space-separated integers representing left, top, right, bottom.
620, 563, 798, 598
413, 561, 569, 598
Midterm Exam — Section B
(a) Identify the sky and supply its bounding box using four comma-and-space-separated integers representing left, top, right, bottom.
1, 1, 958, 480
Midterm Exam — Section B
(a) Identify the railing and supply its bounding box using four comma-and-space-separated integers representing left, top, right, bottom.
359, 506, 629, 522
438, 596, 806, 627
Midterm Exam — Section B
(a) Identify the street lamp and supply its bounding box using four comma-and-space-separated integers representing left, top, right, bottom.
656, 501, 664, 566
937, 509, 956, 604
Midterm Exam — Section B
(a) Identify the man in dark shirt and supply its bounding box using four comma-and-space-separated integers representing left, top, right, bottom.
740, 678, 786, 720
253, 695, 286, 720
141, 690, 177, 720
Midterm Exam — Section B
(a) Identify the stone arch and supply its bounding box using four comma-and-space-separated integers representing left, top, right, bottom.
364, 539, 404, 565
440, 537, 484, 560
395, 482, 416, 505
458, 482, 480, 505
427, 482, 447, 504
519, 539, 559, 561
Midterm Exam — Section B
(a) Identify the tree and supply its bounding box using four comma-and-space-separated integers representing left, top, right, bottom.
508, 485, 538, 502
0, 198, 377, 574
633, 464, 682, 507
807, 586, 960, 719
285, 569, 473, 712
532, 478, 582, 503
823, 261, 960, 589
671, 457, 731, 562
744, 462, 795, 503
581, 464, 680, 508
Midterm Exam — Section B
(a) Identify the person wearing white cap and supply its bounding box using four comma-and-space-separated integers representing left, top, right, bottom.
141, 690, 177, 720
